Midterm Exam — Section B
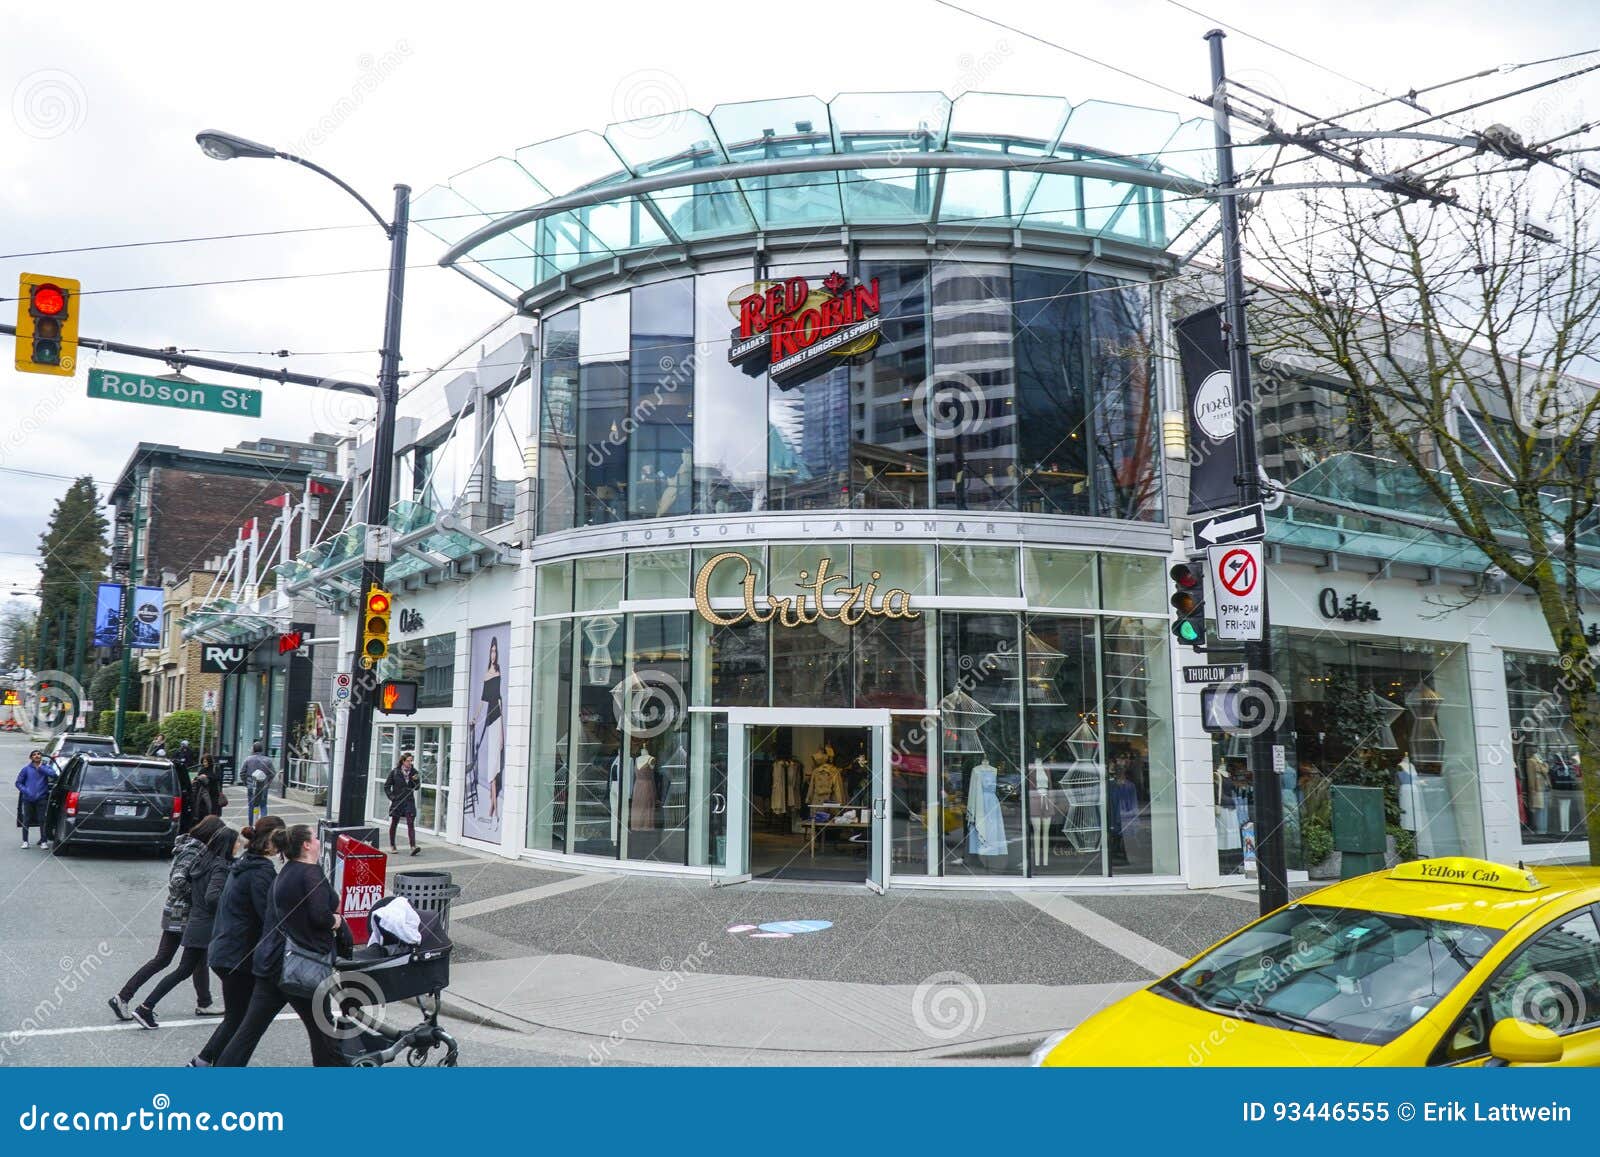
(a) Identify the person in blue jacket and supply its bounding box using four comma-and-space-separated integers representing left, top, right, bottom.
15, 750, 55, 849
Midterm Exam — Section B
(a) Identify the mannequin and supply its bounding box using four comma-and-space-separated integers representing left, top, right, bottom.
967, 758, 1008, 859
629, 742, 658, 831
1525, 751, 1551, 834
807, 744, 845, 806
1029, 761, 1052, 867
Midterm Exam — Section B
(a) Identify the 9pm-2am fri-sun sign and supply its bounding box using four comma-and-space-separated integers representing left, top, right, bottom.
86, 367, 262, 418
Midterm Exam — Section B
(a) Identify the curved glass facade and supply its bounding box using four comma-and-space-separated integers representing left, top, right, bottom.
527, 544, 1178, 879
536, 263, 1160, 535
416, 92, 1222, 300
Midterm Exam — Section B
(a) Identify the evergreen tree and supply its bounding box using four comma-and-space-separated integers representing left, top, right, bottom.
36, 477, 108, 673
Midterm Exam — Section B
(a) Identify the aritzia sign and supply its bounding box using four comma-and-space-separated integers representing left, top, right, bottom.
727, 270, 882, 388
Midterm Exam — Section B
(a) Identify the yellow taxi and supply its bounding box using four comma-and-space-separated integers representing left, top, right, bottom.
1034, 857, 1600, 1066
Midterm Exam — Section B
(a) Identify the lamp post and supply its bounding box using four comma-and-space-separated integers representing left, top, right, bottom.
196, 129, 409, 826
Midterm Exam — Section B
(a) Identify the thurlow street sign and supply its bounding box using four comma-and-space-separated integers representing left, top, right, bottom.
87, 368, 263, 418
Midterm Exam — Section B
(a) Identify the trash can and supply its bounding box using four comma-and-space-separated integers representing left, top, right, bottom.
393, 871, 462, 934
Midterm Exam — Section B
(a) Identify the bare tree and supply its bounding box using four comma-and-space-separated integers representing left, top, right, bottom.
1246, 165, 1600, 864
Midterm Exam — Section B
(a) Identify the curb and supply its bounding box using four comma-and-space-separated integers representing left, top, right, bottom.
438, 989, 1051, 1061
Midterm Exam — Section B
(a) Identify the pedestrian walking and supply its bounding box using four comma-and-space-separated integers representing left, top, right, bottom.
240, 741, 275, 827
215, 824, 349, 1067
190, 817, 287, 1067
131, 822, 238, 1028
190, 755, 225, 823
384, 751, 422, 856
15, 749, 56, 849
109, 815, 224, 1022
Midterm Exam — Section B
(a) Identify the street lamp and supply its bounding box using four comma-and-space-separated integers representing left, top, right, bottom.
196, 127, 410, 827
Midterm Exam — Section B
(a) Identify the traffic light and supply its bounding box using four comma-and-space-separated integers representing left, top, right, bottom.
376, 679, 418, 715
15, 273, 81, 376
360, 586, 393, 665
1170, 559, 1207, 650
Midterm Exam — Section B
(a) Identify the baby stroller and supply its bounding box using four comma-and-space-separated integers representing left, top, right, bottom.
331, 900, 459, 1067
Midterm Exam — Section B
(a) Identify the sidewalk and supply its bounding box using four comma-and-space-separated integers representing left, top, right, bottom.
410, 849, 1272, 1061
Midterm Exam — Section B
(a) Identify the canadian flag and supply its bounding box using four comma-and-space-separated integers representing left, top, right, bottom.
307, 479, 333, 496
239, 519, 256, 539
264, 493, 291, 508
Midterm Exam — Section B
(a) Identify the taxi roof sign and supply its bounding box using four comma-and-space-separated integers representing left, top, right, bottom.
1389, 857, 1543, 893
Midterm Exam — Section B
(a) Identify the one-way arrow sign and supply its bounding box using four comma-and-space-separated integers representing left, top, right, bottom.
1190, 503, 1265, 551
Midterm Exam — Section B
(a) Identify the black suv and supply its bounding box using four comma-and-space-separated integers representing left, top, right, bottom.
46, 755, 190, 855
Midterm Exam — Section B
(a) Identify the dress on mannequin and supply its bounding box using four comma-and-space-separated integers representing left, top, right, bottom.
629, 750, 658, 830
967, 761, 1008, 857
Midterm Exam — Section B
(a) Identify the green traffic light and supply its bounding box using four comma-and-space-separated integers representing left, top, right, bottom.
1176, 621, 1200, 642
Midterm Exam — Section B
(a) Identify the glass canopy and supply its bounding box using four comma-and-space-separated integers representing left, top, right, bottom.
417, 91, 1224, 301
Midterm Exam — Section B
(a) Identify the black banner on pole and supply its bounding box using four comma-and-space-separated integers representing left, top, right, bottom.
1176, 304, 1238, 514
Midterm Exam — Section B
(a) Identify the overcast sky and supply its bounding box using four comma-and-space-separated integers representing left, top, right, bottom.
3, 0, 1597, 594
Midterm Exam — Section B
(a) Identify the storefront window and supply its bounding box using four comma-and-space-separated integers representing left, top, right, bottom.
570, 615, 624, 856
528, 620, 572, 852
620, 613, 691, 863
1242, 631, 1485, 877
1505, 651, 1588, 845
1021, 615, 1100, 877
1101, 616, 1178, 875
940, 611, 1023, 876
526, 544, 1177, 879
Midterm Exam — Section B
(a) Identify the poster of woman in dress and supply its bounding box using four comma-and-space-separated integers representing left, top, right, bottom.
463, 622, 509, 843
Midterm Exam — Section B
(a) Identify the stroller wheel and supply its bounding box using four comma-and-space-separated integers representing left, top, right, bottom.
352, 1057, 382, 1068
406, 1046, 430, 1067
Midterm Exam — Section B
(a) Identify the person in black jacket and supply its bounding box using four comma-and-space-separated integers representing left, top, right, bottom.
133, 823, 238, 1027
188, 817, 286, 1067
214, 824, 348, 1067
110, 815, 223, 1023
190, 756, 224, 824
384, 751, 422, 856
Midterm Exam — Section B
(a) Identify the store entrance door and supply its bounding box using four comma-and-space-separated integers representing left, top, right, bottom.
717, 708, 891, 891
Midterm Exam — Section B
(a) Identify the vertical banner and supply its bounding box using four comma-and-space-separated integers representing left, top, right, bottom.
130, 585, 163, 648
1175, 303, 1238, 514
92, 582, 122, 646
463, 622, 510, 844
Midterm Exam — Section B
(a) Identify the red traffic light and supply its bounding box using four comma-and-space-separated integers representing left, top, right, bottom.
30, 283, 66, 317
366, 590, 391, 614
1169, 563, 1200, 589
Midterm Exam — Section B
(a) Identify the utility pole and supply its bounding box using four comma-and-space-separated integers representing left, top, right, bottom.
113, 466, 145, 746
1207, 28, 1289, 916
336, 183, 410, 827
